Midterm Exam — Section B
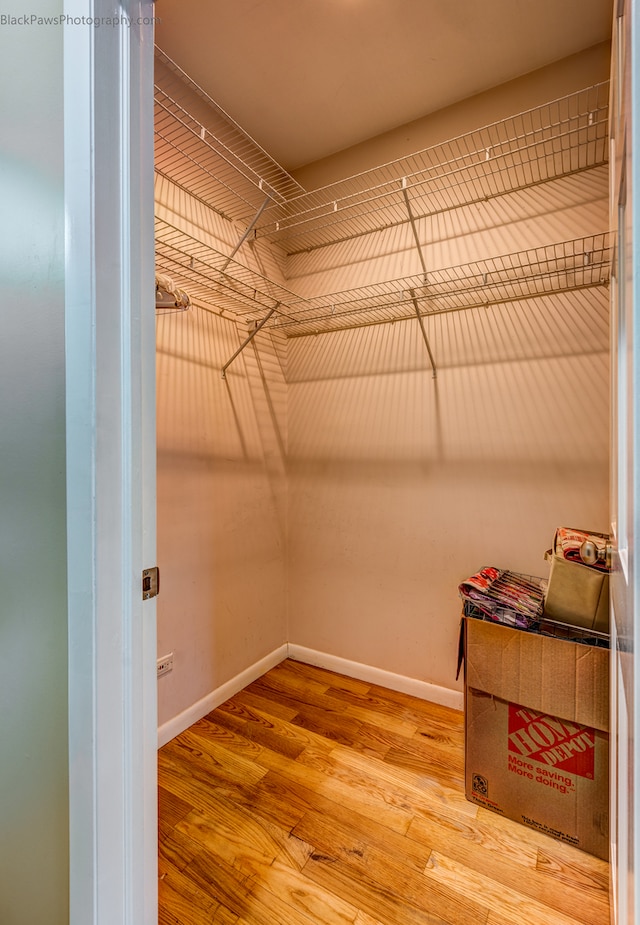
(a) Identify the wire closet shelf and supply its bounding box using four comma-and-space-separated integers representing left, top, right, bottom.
153, 47, 611, 338
255, 82, 610, 254
154, 221, 612, 338
154, 45, 608, 255
154, 46, 305, 224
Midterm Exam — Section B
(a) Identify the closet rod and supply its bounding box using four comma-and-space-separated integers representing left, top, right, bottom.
222, 195, 272, 271
221, 303, 279, 379
409, 289, 437, 378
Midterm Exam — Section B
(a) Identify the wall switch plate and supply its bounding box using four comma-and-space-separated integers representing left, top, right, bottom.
157, 653, 174, 677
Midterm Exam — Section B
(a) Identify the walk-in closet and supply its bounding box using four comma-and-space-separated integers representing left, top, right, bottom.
154, 4, 615, 923
154, 38, 611, 734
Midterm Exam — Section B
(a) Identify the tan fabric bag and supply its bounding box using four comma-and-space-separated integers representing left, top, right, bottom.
543, 528, 610, 634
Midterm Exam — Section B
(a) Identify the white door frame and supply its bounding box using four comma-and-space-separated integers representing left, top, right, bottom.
64, 2, 157, 923
609, 1, 640, 922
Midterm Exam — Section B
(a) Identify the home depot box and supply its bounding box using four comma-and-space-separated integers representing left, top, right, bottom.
463, 617, 609, 859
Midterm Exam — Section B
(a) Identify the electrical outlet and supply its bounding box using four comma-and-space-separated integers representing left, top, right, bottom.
157, 653, 174, 677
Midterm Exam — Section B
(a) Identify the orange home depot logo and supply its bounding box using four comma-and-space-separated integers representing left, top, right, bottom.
507, 704, 595, 779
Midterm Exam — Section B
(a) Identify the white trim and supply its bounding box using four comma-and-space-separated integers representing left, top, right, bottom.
65, 3, 156, 923
158, 645, 289, 747
287, 645, 464, 711
158, 644, 464, 750
64, 3, 98, 920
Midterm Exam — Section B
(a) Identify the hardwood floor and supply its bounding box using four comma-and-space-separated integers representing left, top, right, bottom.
158, 659, 610, 925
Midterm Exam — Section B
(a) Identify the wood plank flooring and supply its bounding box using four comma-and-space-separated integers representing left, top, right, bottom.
158, 659, 610, 925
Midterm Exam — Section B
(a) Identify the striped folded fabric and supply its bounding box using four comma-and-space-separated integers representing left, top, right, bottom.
459, 567, 546, 628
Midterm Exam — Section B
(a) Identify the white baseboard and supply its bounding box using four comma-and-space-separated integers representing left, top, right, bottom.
158, 642, 463, 748
287, 644, 464, 712
157, 643, 288, 748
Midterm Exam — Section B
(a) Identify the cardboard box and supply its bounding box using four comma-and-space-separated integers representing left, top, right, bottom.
463, 617, 609, 859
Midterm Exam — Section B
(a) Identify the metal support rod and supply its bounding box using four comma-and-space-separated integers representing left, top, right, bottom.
222, 195, 272, 271
409, 289, 437, 379
401, 182, 428, 280
221, 303, 279, 379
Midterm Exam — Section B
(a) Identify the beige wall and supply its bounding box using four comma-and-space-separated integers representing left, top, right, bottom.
287, 299, 609, 689
155, 179, 288, 728
284, 58, 609, 691
293, 42, 611, 190
157, 47, 609, 723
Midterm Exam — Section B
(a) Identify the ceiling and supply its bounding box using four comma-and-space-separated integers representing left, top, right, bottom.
155, 0, 612, 171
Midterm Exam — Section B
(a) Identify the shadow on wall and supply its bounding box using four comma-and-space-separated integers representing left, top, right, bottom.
155, 303, 288, 544
285, 168, 608, 291
285, 297, 609, 687
287, 288, 609, 468
153, 279, 610, 697
155, 303, 289, 726
156, 304, 285, 462
286, 287, 609, 379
